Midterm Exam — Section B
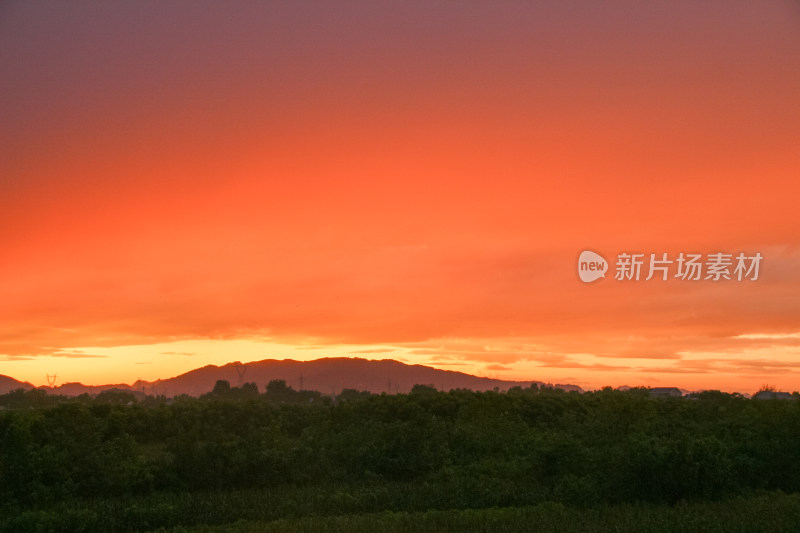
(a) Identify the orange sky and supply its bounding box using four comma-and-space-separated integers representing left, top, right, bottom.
1, 2, 799, 393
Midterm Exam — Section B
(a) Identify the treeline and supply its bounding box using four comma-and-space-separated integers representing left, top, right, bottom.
2, 383, 800, 530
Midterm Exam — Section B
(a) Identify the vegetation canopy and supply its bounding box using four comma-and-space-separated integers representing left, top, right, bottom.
2, 382, 800, 531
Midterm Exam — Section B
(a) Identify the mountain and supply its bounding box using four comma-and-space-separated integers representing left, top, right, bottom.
134, 357, 558, 397
52, 382, 143, 397
16, 358, 582, 397
0, 374, 34, 394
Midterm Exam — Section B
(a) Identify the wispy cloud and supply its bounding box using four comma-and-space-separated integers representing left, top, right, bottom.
735, 333, 800, 340
51, 350, 106, 359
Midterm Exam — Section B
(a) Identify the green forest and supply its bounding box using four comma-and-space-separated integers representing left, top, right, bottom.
2, 382, 800, 532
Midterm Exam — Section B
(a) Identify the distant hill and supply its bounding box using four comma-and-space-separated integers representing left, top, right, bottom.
12, 358, 582, 397
134, 357, 559, 397
51, 382, 143, 397
0, 374, 34, 394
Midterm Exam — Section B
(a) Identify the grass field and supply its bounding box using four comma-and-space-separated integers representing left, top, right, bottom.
153, 492, 800, 533
5, 490, 800, 533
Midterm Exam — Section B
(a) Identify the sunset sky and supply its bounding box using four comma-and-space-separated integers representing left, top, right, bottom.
2, 1, 799, 392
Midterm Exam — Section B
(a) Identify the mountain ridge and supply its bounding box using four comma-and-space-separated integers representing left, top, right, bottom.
0, 374, 35, 394
5, 358, 583, 397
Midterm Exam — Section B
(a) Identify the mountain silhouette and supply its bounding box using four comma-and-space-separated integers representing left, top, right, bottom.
0, 374, 34, 394
8, 358, 583, 397
133, 357, 560, 397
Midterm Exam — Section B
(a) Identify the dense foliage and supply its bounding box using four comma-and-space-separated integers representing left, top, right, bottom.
1, 382, 799, 531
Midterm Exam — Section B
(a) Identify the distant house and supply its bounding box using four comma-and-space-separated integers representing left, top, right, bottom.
649, 387, 683, 398
753, 390, 794, 400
